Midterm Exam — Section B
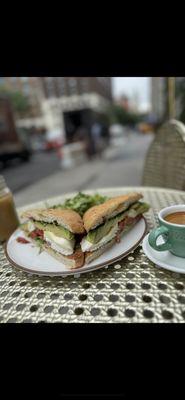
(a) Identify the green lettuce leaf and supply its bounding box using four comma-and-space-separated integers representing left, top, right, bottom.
53, 192, 108, 216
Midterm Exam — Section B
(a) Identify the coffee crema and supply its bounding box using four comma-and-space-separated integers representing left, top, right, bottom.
164, 211, 185, 225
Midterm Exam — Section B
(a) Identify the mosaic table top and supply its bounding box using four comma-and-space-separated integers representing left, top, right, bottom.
1, 187, 185, 323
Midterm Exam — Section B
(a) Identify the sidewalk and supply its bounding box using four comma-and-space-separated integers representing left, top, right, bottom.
14, 158, 105, 207
14, 133, 154, 207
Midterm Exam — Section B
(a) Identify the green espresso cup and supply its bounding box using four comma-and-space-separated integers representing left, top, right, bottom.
148, 205, 185, 258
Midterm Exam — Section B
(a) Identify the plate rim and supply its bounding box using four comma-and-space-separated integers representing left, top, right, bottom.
142, 233, 185, 274
5, 217, 147, 277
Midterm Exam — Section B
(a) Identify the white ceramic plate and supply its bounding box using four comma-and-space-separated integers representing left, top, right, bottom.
142, 233, 185, 274
5, 217, 147, 277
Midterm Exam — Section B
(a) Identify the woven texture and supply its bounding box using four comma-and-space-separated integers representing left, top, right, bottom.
1, 187, 185, 323
143, 120, 185, 190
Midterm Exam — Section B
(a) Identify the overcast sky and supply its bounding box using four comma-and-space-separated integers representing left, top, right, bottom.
112, 77, 151, 112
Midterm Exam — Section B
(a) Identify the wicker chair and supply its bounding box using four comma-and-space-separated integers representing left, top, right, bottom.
142, 119, 185, 190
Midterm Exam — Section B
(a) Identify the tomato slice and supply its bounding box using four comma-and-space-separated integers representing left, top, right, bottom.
117, 214, 142, 243
29, 228, 44, 239
115, 233, 121, 243
125, 216, 135, 225
118, 220, 125, 230
17, 237, 30, 244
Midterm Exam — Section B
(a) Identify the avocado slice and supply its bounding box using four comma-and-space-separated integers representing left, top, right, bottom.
133, 202, 150, 215
33, 221, 74, 240
86, 201, 149, 244
87, 218, 117, 244
87, 209, 129, 244
20, 222, 29, 232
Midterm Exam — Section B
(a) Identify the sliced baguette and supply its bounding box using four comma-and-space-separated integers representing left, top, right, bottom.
85, 218, 139, 264
85, 237, 116, 264
83, 193, 142, 232
43, 244, 84, 269
21, 208, 85, 234
23, 233, 84, 269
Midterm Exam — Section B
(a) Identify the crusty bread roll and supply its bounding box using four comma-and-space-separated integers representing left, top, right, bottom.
85, 237, 116, 264
44, 244, 85, 269
20, 207, 85, 269
85, 219, 138, 264
24, 234, 84, 269
21, 208, 85, 234
83, 193, 142, 232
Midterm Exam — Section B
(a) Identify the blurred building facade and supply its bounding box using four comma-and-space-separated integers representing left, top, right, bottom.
151, 77, 185, 121
0, 77, 43, 118
0, 77, 112, 140
40, 77, 112, 101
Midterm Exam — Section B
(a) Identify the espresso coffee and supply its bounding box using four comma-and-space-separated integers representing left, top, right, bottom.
164, 211, 185, 225
149, 205, 185, 258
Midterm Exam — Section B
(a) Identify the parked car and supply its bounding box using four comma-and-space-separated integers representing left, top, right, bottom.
137, 122, 154, 134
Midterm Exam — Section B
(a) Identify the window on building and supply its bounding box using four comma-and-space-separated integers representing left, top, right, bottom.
23, 82, 30, 95
81, 78, 88, 93
97, 77, 107, 86
46, 77, 55, 98
0, 114, 8, 132
68, 78, 77, 95
97, 77, 103, 84
57, 77, 65, 96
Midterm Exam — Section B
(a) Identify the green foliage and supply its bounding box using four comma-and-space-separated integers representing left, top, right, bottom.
53, 192, 108, 216
0, 86, 30, 114
106, 104, 141, 126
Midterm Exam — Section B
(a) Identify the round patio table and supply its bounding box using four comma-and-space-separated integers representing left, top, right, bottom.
1, 186, 185, 323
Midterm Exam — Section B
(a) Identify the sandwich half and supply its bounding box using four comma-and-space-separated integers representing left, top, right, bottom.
81, 193, 150, 264
20, 208, 85, 269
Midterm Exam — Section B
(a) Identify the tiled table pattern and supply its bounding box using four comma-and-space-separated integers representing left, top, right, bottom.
1, 187, 185, 323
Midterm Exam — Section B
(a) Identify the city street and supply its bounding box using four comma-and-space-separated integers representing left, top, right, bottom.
2, 151, 60, 193
12, 132, 154, 207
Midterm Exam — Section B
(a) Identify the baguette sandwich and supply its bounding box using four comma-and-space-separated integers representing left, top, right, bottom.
20, 208, 85, 269
81, 193, 150, 264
